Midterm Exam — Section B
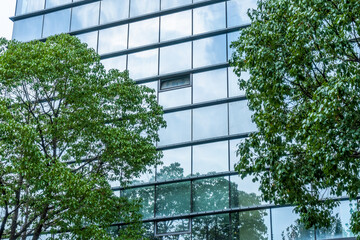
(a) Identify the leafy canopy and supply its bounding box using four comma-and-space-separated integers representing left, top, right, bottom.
231, 0, 360, 235
0, 34, 165, 240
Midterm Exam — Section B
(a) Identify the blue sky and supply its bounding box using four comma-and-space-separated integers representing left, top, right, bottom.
0, 0, 16, 39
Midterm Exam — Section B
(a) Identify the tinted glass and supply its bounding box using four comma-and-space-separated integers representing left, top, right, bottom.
71, 2, 100, 31
46, 0, 71, 8
193, 104, 228, 140
193, 68, 227, 103
76, 31, 98, 52
227, 0, 257, 27
157, 147, 191, 181
100, 0, 129, 24
158, 110, 191, 146
129, 18, 159, 48
193, 2, 226, 34
98, 25, 128, 54
193, 141, 228, 175
192, 214, 230, 240
193, 35, 227, 68
130, 166, 155, 185
42, 9, 71, 38
127, 49, 158, 79
161, 11, 192, 41
229, 138, 245, 171
159, 87, 191, 109
156, 182, 191, 216
230, 175, 264, 208
229, 67, 247, 97
160, 42, 191, 74
229, 100, 257, 135
13, 16, 43, 42
130, 0, 159, 17
16, 0, 45, 15
122, 186, 154, 219
161, 0, 192, 10
101, 55, 127, 71
157, 219, 190, 234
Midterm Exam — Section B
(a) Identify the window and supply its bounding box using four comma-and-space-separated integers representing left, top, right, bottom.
160, 75, 190, 90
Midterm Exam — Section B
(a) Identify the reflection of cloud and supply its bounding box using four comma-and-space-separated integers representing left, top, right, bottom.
193, 141, 228, 174
161, 0, 192, 10
76, 31, 98, 52
193, 68, 227, 103
160, 42, 191, 74
71, 2, 99, 31
100, 0, 129, 24
193, 2, 225, 34
159, 87, 191, 108
129, 17, 159, 48
161, 11, 191, 41
158, 110, 191, 146
130, 0, 159, 17
228, 0, 257, 27
229, 100, 257, 134
98, 25, 128, 54
17, 0, 45, 14
193, 35, 226, 68
128, 49, 158, 79
101, 55, 127, 71
46, 0, 71, 8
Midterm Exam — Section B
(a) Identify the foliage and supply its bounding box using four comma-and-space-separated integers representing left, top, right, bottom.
0, 34, 165, 240
231, 0, 360, 236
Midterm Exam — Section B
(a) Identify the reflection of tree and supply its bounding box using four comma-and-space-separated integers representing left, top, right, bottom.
232, 210, 269, 240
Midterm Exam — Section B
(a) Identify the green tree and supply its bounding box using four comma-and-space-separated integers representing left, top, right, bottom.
231, 0, 360, 236
0, 34, 165, 240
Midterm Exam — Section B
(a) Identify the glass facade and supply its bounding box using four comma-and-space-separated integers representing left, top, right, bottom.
12, 0, 356, 239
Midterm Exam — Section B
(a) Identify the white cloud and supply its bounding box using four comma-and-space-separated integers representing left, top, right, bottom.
0, 0, 17, 39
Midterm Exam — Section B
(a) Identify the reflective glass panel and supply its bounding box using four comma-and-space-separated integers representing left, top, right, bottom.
122, 186, 154, 219
193, 177, 229, 212
127, 49, 158, 79
193, 141, 228, 175
101, 55, 127, 71
13, 16, 43, 42
130, 0, 159, 17
156, 182, 191, 216
229, 67, 247, 97
161, 76, 190, 90
159, 87, 191, 109
193, 104, 228, 140
193, 35, 227, 68
157, 219, 190, 234
98, 25, 128, 54
129, 17, 159, 48
229, 100, 257, 134
46, 0, 71, 8
228, 31, 240, 61
161, 0, 192, 10
140, 81, 158, 96
100, 0, 129, 24
130, 166, 155, 185
231, 210, 271, 240
230, 175, 265, 208
157, 147, 191, 181
42, 9, 71, 38
16, 0, 45, 15
161, 10, 191, 41
160, 42, 191, 74
71, 2, 100, 31
193, 68, 227, 103
158, 110, 191, 146
193, 2, 226, 35
227, 0, 257, 27
192, 214, 230, 240
229, 138, 245, 171
76, 31, 98, 52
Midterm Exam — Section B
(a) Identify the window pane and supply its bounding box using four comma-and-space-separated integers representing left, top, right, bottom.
76, 31, 98, 52
157, 147, 191, 181
193, 141, 228, 175
193, 2, 225, 35
46, 0, 71, 8
228, 31, 239, 61
229, 67, 247, 97
130, 166, 155, 185
129, 18, 159, 48
193, 177, 229, 212
100, 0, 129, 24
98, 25, 128, 54
229, 100, 257, 135
101, 55, 127, 71
130, 0, 159, 17
160, 42, 191, 74
230, 175, 265, 208
193, 35, 227, 68
161, 0, 191, 10
159, 87, 191, 109
16, 0, 45, 15
13, 16, 43, 42
161, 76, 190, 90
122, 186, 154, 219
193, 104, 228, 140
192, 214, 230, 240
157, 219, 190, 234
229, 138, 245, 171
193, 68, 227, 103
231, 210, 271, 240
161, 11, 191, 41
42, 9, 71, 38
71, 2, 100, 31
158, 110, 191, 146
156, 182, 191, 216
127, 49, 158, 79
227, 0, 257, 27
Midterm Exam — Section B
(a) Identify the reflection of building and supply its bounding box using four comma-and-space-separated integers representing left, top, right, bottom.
11, 0, 355, 239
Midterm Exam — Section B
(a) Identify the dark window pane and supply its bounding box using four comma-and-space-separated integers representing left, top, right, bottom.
192, 214, 230, 240
156, 182, 191, 216
160, 75, 190, 90
43, 9, 71, 37
122, 186, 154, 219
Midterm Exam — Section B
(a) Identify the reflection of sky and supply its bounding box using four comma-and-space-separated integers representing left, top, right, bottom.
193, 68, 227, 103
161, 10, 191, 41
193, 104, 228, 140
76, 31, 98, 52
13, 16, 43, 41
159, 87, 191, 108
272, 207, 301, 240
227, 0, 257, 27
159, 147, 191, 178
229, 138, 245, 171
193, 141, 228, 174
46, 0, 71, 8
161, 0, 192, 10
16, 0, 44, 15
228, 67, 247, 97
101, 55, 127, 71
98, 25, 128, 54
71, 2, 99, 31
130, 0, 159, 17
193, 2, 225, 34
229, 100, 257, 134
129, 17, 159, 48
42, 9, 71, 38
160, 42, 191, 74
158, 110, 191, 146
228, 31, 240, 60
100, 0, 129, 24
127, 49, 158, 79
231, 175, 262, 200
193, 35, 227, 68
